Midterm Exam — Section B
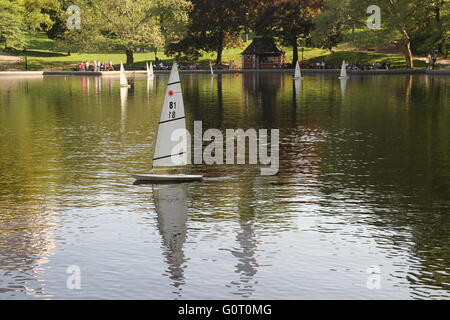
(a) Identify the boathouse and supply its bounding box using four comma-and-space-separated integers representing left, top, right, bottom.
241, 37, 284, 69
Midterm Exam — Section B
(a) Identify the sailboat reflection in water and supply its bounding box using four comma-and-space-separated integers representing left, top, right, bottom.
153, 183, 188, 295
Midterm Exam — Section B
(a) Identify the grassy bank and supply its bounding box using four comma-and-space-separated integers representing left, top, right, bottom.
1, 33, 427, 71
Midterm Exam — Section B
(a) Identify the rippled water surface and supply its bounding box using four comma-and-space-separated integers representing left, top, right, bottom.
0, 73, 449, 299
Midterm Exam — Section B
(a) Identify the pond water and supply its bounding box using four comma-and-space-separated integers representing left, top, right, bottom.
0, 73, 449, 299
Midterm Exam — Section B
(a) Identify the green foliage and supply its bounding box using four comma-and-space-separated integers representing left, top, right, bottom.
255, 0, 323, 64
167, 0, 255, 64
0, 0, 59, 49
311, 0, 350, 51
2, 0, 448, 67
256, 0, 322, 45
57, 0, 191, 64
313, 0, 430, 68
0, 0, 26, 48
18, 0, 60, 30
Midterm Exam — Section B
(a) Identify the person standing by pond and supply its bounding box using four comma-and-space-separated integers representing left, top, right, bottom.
432, 50, 438, 70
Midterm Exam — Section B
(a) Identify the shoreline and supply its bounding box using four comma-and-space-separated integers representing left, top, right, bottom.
0, 69, 449, 77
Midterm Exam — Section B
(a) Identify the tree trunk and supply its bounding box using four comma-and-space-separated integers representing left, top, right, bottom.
402, 31, 413, 69
292, 39, 299, 67
125, 48, 134, 66
215, 31, 224, 65
403, 40, 413, 69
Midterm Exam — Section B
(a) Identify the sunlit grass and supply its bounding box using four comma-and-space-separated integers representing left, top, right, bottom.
2, 32, 426, 70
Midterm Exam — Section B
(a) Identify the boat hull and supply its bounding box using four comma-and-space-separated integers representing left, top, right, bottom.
133, 174, 203, 182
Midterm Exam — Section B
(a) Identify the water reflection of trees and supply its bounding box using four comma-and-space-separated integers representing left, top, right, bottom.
0, 199, 58, 297
317, 75, 450, 297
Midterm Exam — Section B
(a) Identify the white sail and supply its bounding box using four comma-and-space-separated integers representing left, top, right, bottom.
147, 62, 154, 78
210, 62, 214, 75
153, 62, 188, 168
120, 62, 128, 87
339, 60, 348, 79
294, 61, 302, 79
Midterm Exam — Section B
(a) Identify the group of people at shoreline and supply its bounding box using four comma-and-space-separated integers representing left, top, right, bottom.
75, 58, 439, 72
79, 60, 114, 71
301, 61, 390, 70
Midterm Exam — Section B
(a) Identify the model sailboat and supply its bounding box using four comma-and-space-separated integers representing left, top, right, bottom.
338, 60, 349, 79
120, 62, 129, 87
210, 62, 214, 76
133, 62, 203, 182
147, 62, 154, 78
293, 61, 303, 80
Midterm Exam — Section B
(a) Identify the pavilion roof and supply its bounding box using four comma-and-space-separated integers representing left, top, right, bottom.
242, 37, 282, 55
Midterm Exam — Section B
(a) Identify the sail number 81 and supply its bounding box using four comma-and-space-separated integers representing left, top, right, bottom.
169, 101, 176, 118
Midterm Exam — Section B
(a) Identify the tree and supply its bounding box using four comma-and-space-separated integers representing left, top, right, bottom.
44, 0, 74, 40
18, 0, 59, 30
314, 0, 436, 68
255, 0, 324, 66
412, 0, 450, 58
373, 0, 421, 68
59, 0, 191, 65
0, 0, 26, 49
168, 0, 256, 65
0, 0, 59, 50
311, 0, 348, 52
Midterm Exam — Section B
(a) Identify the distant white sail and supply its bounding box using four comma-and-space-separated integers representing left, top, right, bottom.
147, 62, 154, 78
339, 60, 348, 79
152, 62, 187, 167
294, 61, 302, 79
120, 62, 129, 87
210, 62, 214, 75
